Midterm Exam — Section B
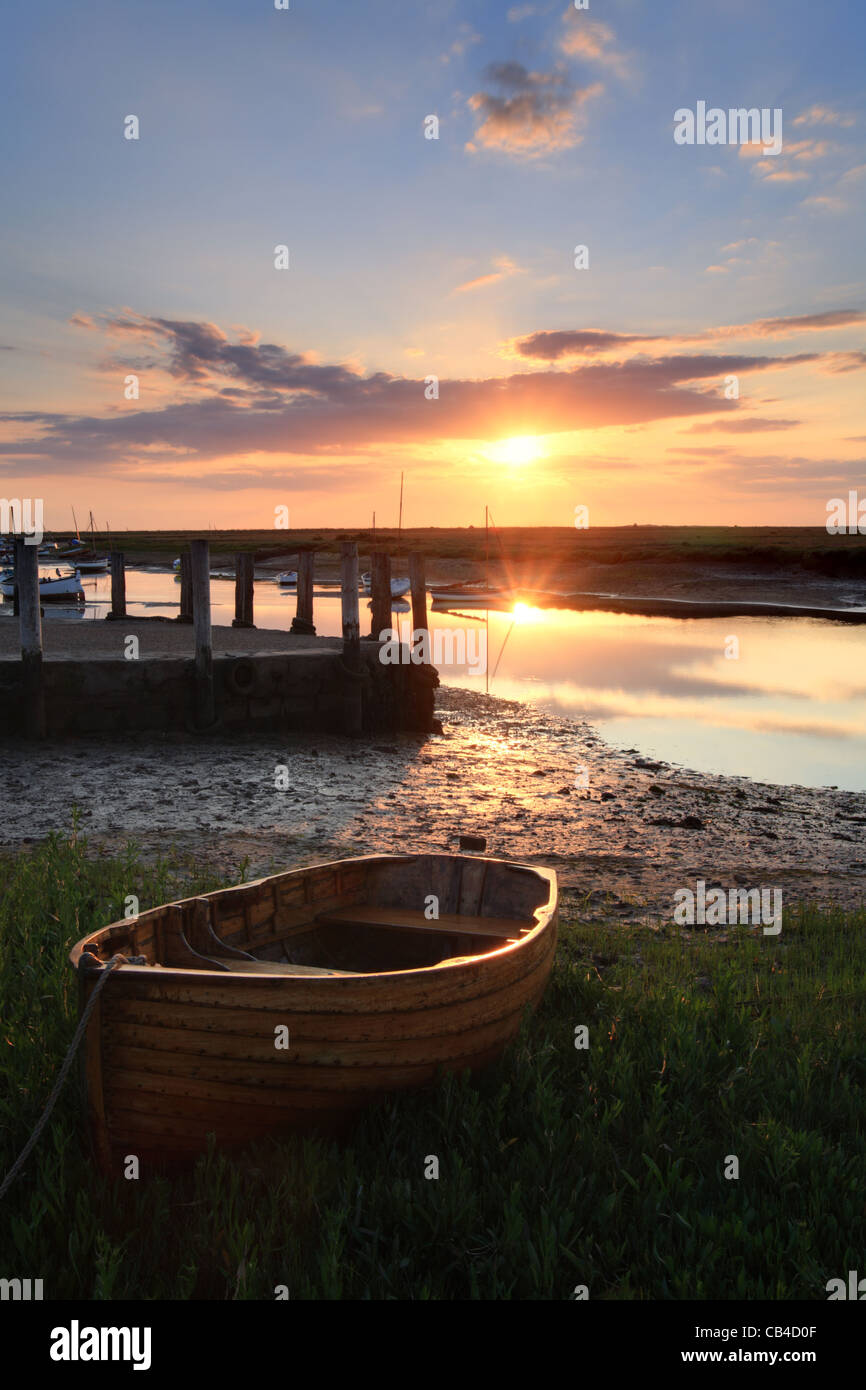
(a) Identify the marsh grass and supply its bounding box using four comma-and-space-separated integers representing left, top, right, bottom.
1, 827, 863, 1299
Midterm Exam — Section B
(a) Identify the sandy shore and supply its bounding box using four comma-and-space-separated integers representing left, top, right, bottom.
1, 686, 863, 927
0, 620, 339, 658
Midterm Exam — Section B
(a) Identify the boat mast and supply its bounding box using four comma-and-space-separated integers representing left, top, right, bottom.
485, 505, 489, 695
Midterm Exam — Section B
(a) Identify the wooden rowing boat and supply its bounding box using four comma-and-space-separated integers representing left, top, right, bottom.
69, 853, 557, 1170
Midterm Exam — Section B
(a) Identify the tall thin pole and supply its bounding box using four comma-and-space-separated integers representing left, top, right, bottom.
485, 505, 489, 695
71, 507, 80, 541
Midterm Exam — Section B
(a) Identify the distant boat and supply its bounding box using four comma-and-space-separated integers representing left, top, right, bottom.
276, 570, 298, 587
73, 556, 110, 574
0, 567, 85, 601
69, 853, 558, 1167
360, 572, 410, 598
57, 538, 86, 559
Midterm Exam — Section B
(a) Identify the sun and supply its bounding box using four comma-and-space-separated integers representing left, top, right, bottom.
485, 435, 544, 466
512, 601, 542, 624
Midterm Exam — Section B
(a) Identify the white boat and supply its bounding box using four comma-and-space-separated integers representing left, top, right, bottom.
360, 572, 411, 598
0, 568, 85, 601
276, 570, 298, 587
73, 556, 110, 574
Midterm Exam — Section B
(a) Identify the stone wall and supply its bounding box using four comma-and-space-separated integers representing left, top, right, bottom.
0, 646, 438, 738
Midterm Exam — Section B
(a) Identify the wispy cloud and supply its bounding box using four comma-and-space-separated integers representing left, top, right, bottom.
792, 104, 856, 128
559, 15, 632, 81
452, 255, 524, 294
509, 309, 866, 359
679, 417, 802, 434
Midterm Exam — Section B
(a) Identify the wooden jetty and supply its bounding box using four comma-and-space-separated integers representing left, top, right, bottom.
0, 539, 437, 738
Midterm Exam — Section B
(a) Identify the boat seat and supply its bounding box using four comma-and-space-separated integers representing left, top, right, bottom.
316, 906, 527, 942
217, 959, 359, 977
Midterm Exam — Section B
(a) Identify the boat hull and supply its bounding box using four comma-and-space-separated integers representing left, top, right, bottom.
70, 854, 557, 1169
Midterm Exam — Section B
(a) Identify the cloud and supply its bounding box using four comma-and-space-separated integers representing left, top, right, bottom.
559, 16, 632, 80
756, 165, 809, 183
508, 328, 662, 360
790, 139, 835, 160
466, 62, 602, 157
792, 104, 856, 128
697, 453, 866, 496
508, 309, 866, 360
0, 315, 841, 474
680, 417, 802, 434
452, 255, 524, 294
802, 194, 846, 212
507, 5, 536, 19
746, 309, 865, 335
440, 25, 481, 64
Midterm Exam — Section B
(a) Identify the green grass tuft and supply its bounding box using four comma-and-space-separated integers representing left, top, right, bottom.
1, 827, 863, 1299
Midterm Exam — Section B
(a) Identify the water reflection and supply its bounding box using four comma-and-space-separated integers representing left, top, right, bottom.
3, 569, 863, 790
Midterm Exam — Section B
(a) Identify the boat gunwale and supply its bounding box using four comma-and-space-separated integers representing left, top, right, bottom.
69, 852, 558, 983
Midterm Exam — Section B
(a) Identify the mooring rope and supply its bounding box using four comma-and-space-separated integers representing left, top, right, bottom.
0, 955, 135, 1199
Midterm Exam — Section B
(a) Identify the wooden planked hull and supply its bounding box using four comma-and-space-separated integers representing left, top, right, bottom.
69, 854, 557, 1170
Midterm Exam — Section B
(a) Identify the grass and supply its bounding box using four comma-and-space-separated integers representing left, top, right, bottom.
47, 524, 866, 577
1, 826, 864, 1300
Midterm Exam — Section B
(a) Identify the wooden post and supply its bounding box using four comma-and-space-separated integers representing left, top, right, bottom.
340, 540, 362, 734
179, 553, 193, 622
109, 552, 126, 620
409, 552, 427, 645
232, 552, 255, 628
341, 541, 360, 661
15, 538, 45, 737
190, 539, 215, 728
291, 550, 315, 634
369, 552, 391, 640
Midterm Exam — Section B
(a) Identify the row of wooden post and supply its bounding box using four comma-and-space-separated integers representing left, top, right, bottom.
10, 538, 428, 736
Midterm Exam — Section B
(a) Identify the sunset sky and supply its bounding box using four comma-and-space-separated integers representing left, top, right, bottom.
1, 0, 864, 530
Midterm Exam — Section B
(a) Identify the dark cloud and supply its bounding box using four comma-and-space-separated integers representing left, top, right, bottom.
0, 315, 852, 477
751, 309, 866, 334
511, 329, 661, 359
467, 62, 601, 156
511, 308, 866, 360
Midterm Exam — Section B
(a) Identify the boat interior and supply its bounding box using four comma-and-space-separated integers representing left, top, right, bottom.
76, 854, 555, 978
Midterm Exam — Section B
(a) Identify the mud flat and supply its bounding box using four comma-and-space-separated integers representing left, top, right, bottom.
1, 686, 862, 928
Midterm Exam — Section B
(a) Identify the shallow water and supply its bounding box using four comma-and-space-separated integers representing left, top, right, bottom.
6, 567, 865, 791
